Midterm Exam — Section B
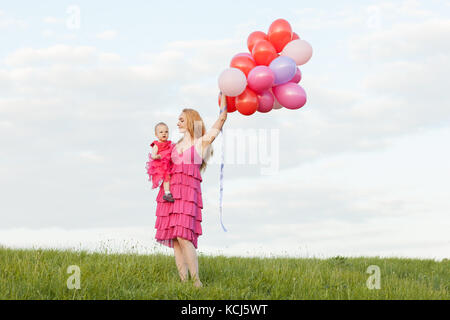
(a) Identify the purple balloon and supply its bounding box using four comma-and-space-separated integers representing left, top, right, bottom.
269, 56, 297, 85
272, 83, 307, 110
248, 66, 275, 93
257, 90, 274, 113
289, 67, 302, 83
233, 52, 255, 62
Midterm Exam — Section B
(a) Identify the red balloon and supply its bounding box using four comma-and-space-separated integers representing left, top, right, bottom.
268, 19, 293, 53
252, 40, 278, 66
292, 32, 300, 40
230, 55, 256, 77
226, 96, 237, 112
236, 87, 258, 116
217, 93, 237, 113
247, 31, 268, 53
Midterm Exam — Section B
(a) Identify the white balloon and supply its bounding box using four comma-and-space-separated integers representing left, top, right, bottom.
218, 68, 247, 97
281, 39, 313, 66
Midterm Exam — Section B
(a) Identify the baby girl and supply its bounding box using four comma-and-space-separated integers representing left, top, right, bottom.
146, 122, 175, 202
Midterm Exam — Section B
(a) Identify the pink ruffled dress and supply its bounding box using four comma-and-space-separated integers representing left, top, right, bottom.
154, 144, 203, 249
146, 140, 174, 189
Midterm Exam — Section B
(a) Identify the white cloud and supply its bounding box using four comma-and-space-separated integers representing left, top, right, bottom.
43, 16, 64, 24
4, 45, 99, 66
0, 10, 27, 30
42, 16, 66, 24
294, 1, 438, 32
96, 30, 117, 40
78, 151, 105, 163
1, 2, 450, 260
98, 52, 121, 63
349, 18, 450, 61
42, 29, 55, 38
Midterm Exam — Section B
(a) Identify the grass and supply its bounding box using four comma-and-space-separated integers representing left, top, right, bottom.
0, 246, 448, 300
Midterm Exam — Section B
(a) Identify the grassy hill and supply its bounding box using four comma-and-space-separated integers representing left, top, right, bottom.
0, 247, 448, 300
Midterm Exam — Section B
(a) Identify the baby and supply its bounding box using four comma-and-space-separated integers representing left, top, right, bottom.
146, 122, 175, 202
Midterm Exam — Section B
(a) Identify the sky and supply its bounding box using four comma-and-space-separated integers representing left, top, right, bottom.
1, 0, 449, 260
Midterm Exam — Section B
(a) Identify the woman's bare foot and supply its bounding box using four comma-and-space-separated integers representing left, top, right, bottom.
193, 279, 203, 288
179, 274, 188, 283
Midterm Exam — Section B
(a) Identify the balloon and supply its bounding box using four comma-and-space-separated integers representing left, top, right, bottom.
270, 88, 283, 109
281, 39, 313, 66
230, 55, 256, 77
252, 40, 278, 66
257, 90, 274, 113
236, 87, 258, 116
269, 56, 297, 85
289, 67, 302, 83
272, 83, 307, 110
233, 52, 255, 62
218, 68, 247, 97
247, 31, 268, 53
247, 66, 275, 93
268, 19, 293, 53
217, 93, 237, 113
292, 32, 300, 40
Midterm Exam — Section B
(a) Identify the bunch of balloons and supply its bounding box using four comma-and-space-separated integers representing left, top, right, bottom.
218, 19, 313, 116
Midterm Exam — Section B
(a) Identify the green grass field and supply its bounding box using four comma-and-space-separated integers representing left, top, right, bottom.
0, 247, 448, 300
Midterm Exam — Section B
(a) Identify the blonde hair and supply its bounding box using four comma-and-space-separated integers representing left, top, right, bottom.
177, 108, 213, 173
154, 122, 168, 135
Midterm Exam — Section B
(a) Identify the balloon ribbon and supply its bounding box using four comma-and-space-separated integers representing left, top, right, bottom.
219, 107, 227, 232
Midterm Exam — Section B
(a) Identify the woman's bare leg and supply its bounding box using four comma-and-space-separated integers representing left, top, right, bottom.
177, 237, 202, 287
173, 239, 188, 282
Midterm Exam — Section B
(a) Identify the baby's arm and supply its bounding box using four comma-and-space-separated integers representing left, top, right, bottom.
151, 145, 161, 160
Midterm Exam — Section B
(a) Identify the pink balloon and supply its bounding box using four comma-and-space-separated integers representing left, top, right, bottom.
233, 52, 255, 62
248, 66, 275, 93
273, 98, 283, 109
272, 83, 307, 110
218, 68, 247, 97
257, 90, 274, 113
289, 67, 302, 83
281, 39, 313, 66
269, 88, 283, 109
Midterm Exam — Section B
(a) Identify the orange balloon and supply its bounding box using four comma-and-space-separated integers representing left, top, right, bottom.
217, 94, 237, 113
247, 31, 268, 53
251, 40, 278, 66
268, 19, 293, 53
236, 87, 258, 116
230, 55, 256, 77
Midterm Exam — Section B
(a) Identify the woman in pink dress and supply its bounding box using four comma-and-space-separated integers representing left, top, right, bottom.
154, 93, 228, 288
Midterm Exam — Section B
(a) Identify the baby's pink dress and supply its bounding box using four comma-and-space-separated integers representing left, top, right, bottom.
154, 144, 203, 249
146, 140, 174, 189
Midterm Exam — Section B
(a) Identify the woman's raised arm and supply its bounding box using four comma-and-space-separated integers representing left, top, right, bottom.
200, 93, 228, 150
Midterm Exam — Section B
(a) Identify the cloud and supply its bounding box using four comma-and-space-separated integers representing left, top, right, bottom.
293, 1, 438, 32
43, 16, 64, 24
349, 18, 450, 61
96, 30, 117, 40
0, 10, 27, 30
4, 45, 99, 67
1, 3, 450, 260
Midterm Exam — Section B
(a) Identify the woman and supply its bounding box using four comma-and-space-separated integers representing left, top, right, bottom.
154, 93, 228, 287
